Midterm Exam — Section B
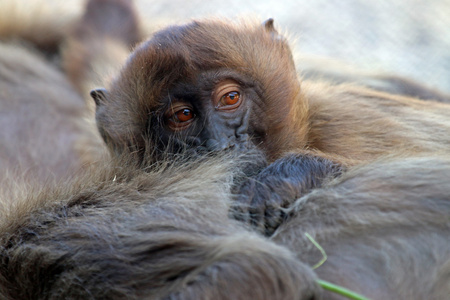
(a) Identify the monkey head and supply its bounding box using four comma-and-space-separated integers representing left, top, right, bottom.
92, 18, 302, 163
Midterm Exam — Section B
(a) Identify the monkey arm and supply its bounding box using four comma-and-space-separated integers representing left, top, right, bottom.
231, 153, 343, 236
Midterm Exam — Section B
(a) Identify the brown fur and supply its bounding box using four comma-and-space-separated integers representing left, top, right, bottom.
94, 18, 450, 165
1, 2, 449, 299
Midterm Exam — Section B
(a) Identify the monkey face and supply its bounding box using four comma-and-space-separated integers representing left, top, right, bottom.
147, 70, 269, 157
92, 18, 300, 162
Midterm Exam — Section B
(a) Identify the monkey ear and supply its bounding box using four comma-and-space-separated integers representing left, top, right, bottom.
90, 88, 108, 106
262, 18, 285, 41
263, 18, 276, 33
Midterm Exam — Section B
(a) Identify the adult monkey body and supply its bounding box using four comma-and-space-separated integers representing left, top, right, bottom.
1, 155, 450, 300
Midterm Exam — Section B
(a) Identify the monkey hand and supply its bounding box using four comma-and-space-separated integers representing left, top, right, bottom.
231, 154, 342, 236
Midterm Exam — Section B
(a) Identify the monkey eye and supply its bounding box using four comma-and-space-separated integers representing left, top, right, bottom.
165, 105, 195, 131
217, 91, 241, 109
175, 108, 194, 122
213, 80, 243, 111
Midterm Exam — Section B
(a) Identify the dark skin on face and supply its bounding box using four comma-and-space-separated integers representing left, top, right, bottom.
156, 74, 260, 154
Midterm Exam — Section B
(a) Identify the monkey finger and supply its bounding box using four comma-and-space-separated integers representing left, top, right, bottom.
263, 198, 288, 236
